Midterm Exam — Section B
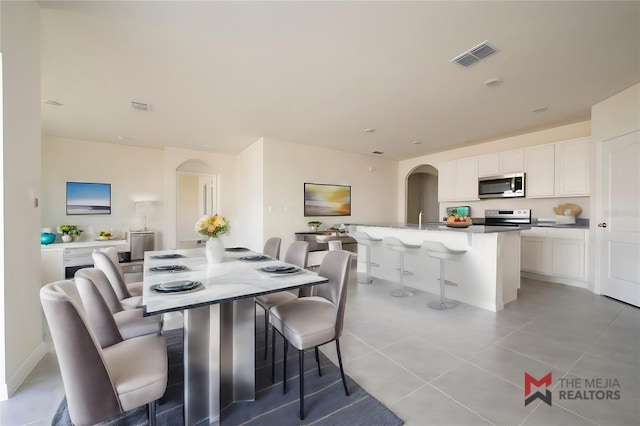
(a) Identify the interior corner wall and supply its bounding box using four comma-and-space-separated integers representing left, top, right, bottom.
0, 0, 44, 400
262, 138, 399, 251
237, 139, 264, 252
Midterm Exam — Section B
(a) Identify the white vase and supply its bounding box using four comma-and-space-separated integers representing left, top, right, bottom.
61, 234, 73, 243
206, 237, 225, 263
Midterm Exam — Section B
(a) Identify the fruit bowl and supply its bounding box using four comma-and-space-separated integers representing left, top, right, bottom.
445, 221, 473, 228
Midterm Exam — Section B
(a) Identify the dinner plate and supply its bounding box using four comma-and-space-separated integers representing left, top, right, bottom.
225, 247, 250, 252
259, 266, 301, 275
148, 265, 188, 272
239, 255, 269, 261
150, 280, 203, 294
150, 254, 185, 259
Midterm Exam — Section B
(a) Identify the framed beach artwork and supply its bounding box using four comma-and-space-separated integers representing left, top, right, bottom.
304, 183, 351, 217
66, 182, 111, 215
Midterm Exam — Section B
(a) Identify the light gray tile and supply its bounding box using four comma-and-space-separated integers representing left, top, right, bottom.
569, 352, 640, 400
522, 404, 598, 426
468, 345, 567, 389
391, 385, 492, 426
379, 336, 465, 382
319, 330, 375, 366
497, 330, 589, 371
554, 382, 640, 426
344, 351, 426, 407
430, 362, 537, 426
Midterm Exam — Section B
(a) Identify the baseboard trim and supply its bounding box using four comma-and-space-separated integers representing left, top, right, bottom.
1, 341, 50, 401
521, 272, 588, 289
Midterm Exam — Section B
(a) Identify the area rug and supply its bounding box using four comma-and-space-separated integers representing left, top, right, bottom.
52, 316, 404, 426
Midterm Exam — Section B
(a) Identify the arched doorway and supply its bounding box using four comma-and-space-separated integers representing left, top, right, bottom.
406, 164, 439, 224
176, 160, 217, 249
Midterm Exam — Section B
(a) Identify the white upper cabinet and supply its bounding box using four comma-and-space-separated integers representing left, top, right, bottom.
555, 137, 590, 196
438, 157, 479, 202
525, 137, 590, 198
525, 144, 556, 197
437, 160, 457, 202
478, 149, 524, 177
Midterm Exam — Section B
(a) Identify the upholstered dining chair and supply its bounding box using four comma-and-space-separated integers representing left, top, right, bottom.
255, 240, 309, 359
92, 249, 142, 309
263, 237, 282, 260
269, 249, 351, 420
75, 268, 162, 347
40, 281, 167, 426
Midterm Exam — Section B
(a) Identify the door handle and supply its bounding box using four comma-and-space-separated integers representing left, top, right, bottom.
598, 223, 607, 228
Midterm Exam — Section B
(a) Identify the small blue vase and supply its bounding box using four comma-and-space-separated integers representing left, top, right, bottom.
41, 232, 56, 245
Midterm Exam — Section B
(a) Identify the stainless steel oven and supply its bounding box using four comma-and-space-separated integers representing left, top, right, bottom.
484, 209, 531, 226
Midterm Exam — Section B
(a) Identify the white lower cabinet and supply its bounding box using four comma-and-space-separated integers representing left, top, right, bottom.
521, 228, 587, 285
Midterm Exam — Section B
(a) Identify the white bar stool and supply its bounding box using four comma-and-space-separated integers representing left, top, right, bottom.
383, 236, 418, 298
352, 231, 382, 284
421, 240, 467, 310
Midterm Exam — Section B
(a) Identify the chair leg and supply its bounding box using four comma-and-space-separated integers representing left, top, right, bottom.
315, 346, 322, 376
335, 339, 349, 396
283, 338, 288, 394
299, 349, 305, 420
148, 400, 156, 426
271, 327, 276, 383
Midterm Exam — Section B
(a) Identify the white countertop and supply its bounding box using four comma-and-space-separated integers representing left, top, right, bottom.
40, 239, 128, 251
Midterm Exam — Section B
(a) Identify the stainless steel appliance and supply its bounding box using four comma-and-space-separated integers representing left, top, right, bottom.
129, 231, 155, 261
484, 209, 531, 226
478, 173, 525, 199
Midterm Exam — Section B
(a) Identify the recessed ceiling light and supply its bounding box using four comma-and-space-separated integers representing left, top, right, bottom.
483, 77, 503, 87
364, 128, 376, 133
412, 141, 423, 145
372, 151, 384, 155
41, 99, 63, 106
532, 106, 548, 113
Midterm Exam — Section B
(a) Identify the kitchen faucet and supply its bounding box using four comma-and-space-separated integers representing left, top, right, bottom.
419, 211, 423, 228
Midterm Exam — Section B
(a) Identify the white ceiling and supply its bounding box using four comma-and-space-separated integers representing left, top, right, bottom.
39, 1, 639, 160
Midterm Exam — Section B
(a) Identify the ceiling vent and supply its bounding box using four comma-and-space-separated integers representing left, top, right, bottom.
131, 101, 151, 112
450, 41, 498, 67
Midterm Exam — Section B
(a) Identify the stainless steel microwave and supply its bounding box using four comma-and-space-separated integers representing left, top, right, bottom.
478, 173, 525, 199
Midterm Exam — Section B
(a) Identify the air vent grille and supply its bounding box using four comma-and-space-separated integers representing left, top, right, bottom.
131, 101, 151, 112
450, 41, 497, 67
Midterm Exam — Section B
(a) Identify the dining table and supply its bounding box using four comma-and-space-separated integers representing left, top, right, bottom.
141, 246, 328, 426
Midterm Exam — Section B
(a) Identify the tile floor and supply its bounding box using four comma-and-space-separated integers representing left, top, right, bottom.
1, 268, 638, 426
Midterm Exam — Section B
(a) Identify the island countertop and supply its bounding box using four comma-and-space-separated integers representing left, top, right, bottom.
345, 222, 527, 233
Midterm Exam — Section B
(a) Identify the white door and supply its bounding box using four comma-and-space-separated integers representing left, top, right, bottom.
598, 130, 640, 306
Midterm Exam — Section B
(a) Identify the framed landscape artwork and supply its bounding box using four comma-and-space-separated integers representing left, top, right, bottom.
304, 183, 351, 216
66, 182, 111, 215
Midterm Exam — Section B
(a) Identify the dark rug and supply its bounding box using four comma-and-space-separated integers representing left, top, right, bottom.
53, 315, 404, 426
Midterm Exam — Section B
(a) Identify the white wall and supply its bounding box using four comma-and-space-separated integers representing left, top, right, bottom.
41, 136, 165, 241
0, 0, 44, 400
237, 138, 264, 252
398, 121, 592, 221
590, 83, 640, 294
262, 137, 398, 251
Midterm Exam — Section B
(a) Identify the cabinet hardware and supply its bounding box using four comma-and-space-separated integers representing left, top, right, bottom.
597, 223, 607, 228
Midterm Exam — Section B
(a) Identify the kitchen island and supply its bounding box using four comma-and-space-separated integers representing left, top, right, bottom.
352, 223, 523, 312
